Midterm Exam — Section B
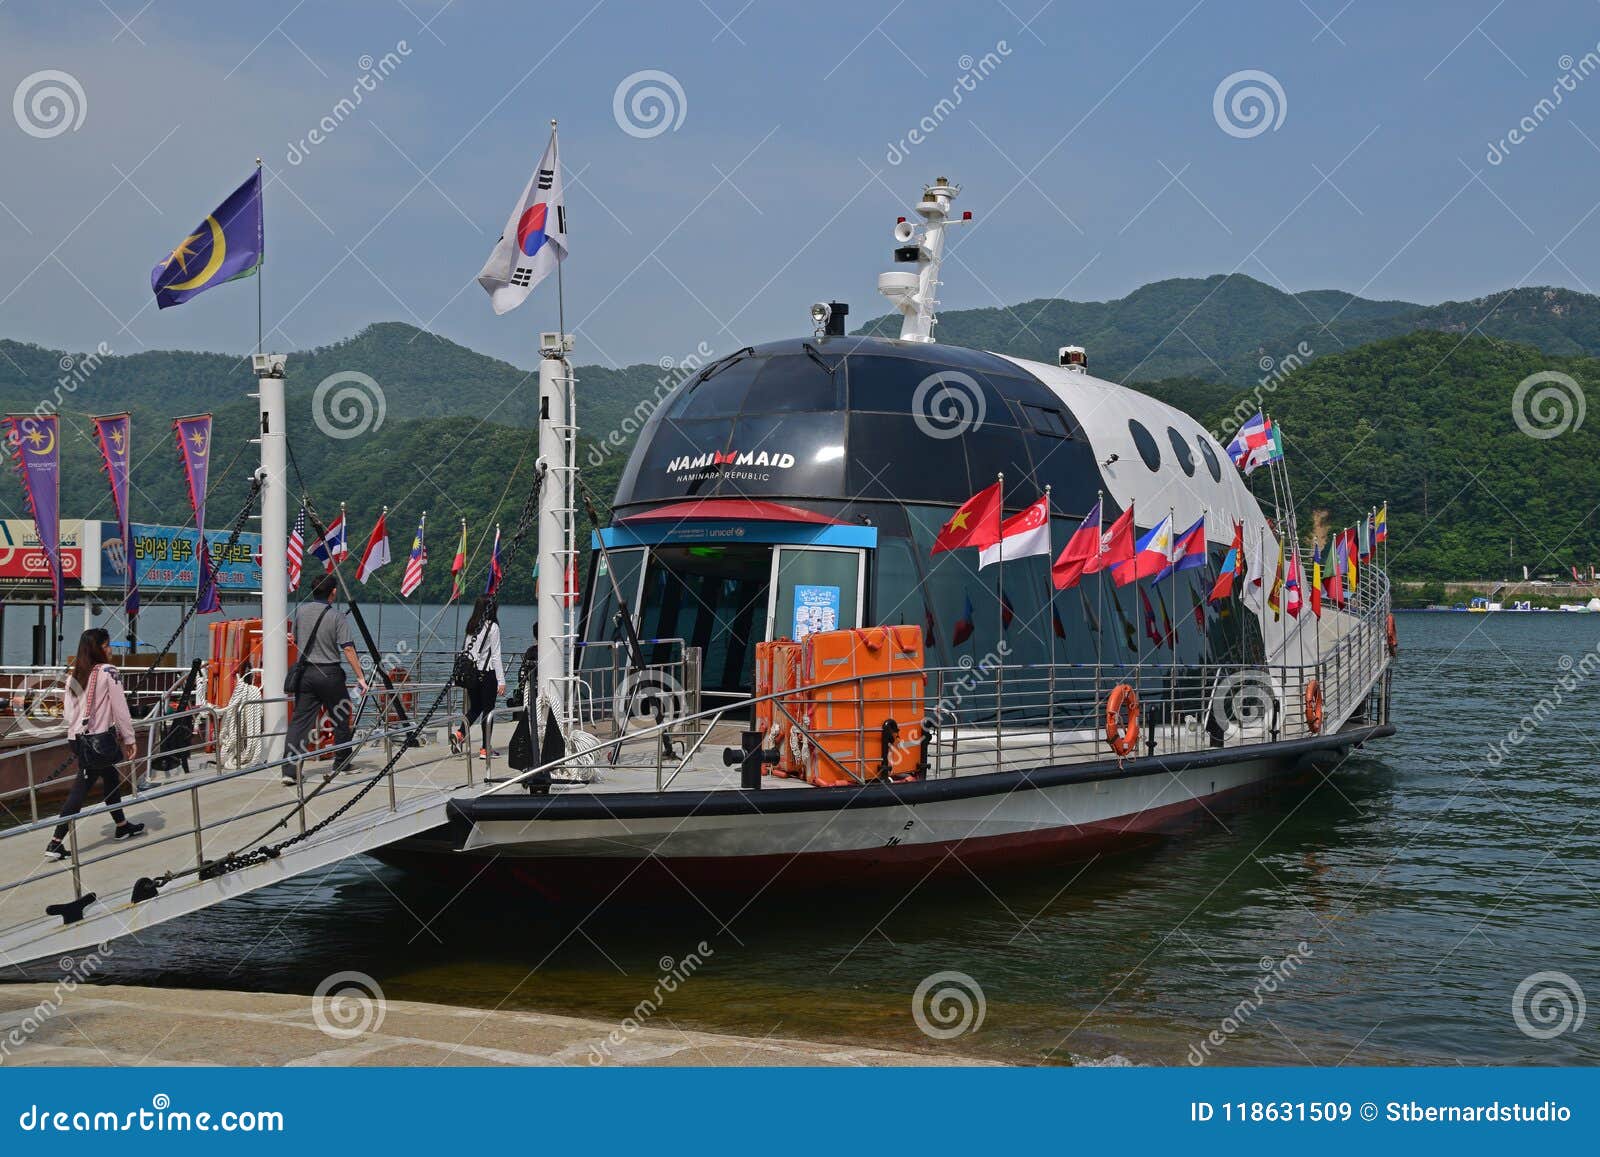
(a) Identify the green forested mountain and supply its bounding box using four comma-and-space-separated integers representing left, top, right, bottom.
3, 276, 1597, 593
855, 276, 1600, 386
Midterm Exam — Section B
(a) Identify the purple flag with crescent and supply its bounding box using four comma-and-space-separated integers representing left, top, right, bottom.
92, 413, 139, 617
4, 414, 63, 616
173, 413, 221, 613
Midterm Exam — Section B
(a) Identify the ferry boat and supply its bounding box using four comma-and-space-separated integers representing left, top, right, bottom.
381, 177, 1397, 901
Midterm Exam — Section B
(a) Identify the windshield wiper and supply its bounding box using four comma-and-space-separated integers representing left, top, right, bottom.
802, 342, 838, 377
697, 346, 754, 382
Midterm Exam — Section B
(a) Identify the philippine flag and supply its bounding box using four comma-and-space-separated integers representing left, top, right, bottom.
1113, 515, 1173, 587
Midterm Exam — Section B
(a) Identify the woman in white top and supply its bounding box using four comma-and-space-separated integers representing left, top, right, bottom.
455, 596, 506, 759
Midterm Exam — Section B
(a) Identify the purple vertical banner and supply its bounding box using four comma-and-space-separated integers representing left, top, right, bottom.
4, 414, 63, 616
92, 413, 139, 618
173, 413, 221, 613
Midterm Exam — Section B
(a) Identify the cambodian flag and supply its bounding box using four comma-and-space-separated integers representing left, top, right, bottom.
484, 524, 503, 596
1153, 515, 1206, 583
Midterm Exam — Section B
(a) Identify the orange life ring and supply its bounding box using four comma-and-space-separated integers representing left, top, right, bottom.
1304, 679, 1324, 735
1386, 613, 1398, 657
1105, 683, 1140, 757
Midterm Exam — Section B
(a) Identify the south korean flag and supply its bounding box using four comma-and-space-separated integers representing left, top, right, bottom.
478, 126, 568, 315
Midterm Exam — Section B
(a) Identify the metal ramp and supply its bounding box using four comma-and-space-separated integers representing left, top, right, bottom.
0, 687, 483, 968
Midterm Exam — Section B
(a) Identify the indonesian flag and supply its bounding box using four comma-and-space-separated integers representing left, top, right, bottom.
400, 516, 426, 597
478, 127, 568, 315
357, 510, 391, 583
1112, 515, 1173, 587
979, 494, 1051, 569
1085, 505, 1136, 575
931, 482, 1003, 555
1052, 500, 1102, 590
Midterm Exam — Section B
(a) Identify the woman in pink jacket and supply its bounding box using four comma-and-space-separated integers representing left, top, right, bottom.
44, 628, 144, 861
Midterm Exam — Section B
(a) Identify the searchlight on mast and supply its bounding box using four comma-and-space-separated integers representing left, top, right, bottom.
876, 176, 972, 343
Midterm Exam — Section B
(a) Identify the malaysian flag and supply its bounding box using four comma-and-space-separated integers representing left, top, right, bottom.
287, 505, 306, 592
401, 515, 426, 598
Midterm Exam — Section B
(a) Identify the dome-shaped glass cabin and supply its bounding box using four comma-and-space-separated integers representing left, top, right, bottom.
584, 335, 1251, 704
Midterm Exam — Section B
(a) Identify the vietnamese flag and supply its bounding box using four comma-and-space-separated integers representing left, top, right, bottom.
930, 481, 1003, 555
1084, 504, 1136, 575
1052, 500, 1102, 590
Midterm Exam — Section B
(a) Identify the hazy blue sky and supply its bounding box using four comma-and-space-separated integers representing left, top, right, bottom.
2, 0, 1598, 370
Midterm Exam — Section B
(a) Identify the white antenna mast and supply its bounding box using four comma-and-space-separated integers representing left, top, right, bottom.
877, 176, 971, 342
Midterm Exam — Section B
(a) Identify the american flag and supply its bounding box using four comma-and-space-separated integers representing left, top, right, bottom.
400, 516, 426, 597
286, 505, 306, 592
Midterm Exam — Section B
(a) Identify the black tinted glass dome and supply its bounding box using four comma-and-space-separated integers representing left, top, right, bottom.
613, 337, 1104, 514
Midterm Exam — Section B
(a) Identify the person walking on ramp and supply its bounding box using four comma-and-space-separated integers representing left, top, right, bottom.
453, 596, 506, 760
284, 573, 368, 785
45, 628, 145, 860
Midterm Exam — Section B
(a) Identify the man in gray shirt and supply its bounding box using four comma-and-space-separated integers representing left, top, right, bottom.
283, 573, 368, 783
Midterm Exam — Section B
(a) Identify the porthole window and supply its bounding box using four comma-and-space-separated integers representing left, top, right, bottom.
1167, 427, 1195, 476
1128, 419, 1161, 471
1197, 435, 1222, 482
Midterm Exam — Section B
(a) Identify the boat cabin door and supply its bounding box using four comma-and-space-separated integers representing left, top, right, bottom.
766, 545, 866, 643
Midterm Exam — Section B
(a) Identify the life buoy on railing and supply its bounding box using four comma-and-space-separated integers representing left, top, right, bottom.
1105, 683, 1140, 758
1386, 613, 1399, 657
1304, 679, 1324, 736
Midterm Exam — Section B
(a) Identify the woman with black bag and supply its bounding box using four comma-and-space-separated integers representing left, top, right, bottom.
44, 628, 144, 861
452, 596, 505, 759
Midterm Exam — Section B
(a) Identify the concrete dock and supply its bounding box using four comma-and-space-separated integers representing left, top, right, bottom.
0, 984, 998, 1067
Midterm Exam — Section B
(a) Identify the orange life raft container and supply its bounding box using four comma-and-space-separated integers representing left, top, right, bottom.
798, 625, 925, 786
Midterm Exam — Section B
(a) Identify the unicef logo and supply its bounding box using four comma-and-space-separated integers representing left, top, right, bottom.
13, 70, 86, 139
613, 70, 687, 139
313, 371, 386, 440
911, 371, 986, 440
1212, 70, 1287, 139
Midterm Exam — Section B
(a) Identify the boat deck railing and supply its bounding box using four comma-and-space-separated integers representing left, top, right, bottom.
488, 569, 1395, 794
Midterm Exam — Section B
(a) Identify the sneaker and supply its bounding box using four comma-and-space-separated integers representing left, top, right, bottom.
281, 773, 298, 787
114, 821, 146, 841
448, 728, 465, 755
43, 839, 67, 862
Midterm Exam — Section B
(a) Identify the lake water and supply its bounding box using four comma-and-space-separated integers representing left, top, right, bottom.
6, 610, 1597, 1066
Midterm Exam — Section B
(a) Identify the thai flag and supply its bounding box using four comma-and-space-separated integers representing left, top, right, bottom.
1153, 515, 1205, 583
310, 512, 347, 572
484, 525, 503, 596
400, 518, 426, 598
1112, 515, 1173, 587
286, 505, 306, 592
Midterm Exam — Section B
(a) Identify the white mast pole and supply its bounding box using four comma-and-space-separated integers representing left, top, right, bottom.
536, 121, 574, 730
253, 356, 288, 757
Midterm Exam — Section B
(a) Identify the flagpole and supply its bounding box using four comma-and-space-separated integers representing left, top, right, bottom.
1168, 506, 1177, 753
414, 512, 425, 670
994, 472, 1004, 765
1094, 491, 1104, 755
255, 157, 264, 357
1044, 484, 1055, 761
